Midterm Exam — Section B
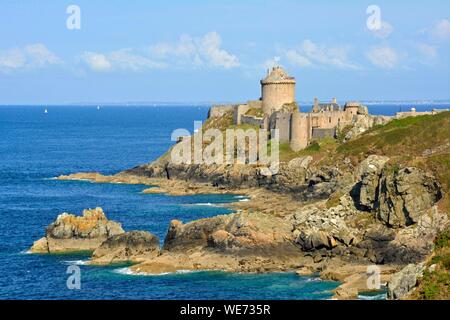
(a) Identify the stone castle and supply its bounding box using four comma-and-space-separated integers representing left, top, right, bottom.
209, 66, 373, 151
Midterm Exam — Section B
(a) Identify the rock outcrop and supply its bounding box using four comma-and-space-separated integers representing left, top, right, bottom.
355, 155, 390, 211
334, 286, 359, 300
356, 206, 448, 264
128, 211, 306, 274
164, 211, 298, 255
387, 263, 425, 299
123, 154, 345, 201
376, 167, 442, 227
30, 208, 124, 253
292, 200, 360, 252
91, 231, 160, 264
344, 114, 391, 142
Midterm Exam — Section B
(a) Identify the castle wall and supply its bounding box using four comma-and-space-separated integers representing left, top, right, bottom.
233, 104, 251, 125
261, 82, 296, 114
344, 106, 359, 119
290, 112, 310, 151
269, 111, 292, 143
241, 114, 264, 127
309, 110, 352, 130
312, 128, 336, 139
208, 104, 235, 119
247, 100, 263, 109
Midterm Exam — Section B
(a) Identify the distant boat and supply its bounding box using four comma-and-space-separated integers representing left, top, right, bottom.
97, 106, 101, 110
44, 108, 48, 114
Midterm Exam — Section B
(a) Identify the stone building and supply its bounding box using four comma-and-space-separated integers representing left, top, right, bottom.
261, 66, 296, 114
208, 67, 383, 151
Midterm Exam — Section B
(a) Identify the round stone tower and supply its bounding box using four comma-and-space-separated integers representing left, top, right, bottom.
261, 66, 296, 115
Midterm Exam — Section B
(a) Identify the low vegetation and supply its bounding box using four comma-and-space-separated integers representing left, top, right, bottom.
412, 230, 450, 300
245, 108, 265, 118
336, 111, 450, 161
278, 136, 337, 163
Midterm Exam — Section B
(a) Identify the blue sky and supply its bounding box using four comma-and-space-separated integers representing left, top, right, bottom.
0, 0, 449, 104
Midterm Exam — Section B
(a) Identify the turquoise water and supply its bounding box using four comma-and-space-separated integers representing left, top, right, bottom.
0, 105, 342, 299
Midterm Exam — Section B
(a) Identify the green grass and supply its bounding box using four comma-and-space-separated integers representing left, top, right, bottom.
435, 231, 450, 249
277, 137, 337, 162
335, 111, 450, 212
337, 111, 450, 158
413, 230, 450, 300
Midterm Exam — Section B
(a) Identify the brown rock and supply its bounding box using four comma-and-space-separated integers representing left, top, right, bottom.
334, 286, 359, 300
377, 167, 442, 227
30, 207, 124, 253
91, 231, 160, 264
296, 266, 314, 276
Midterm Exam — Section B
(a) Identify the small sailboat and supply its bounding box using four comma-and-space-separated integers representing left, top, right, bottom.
44, 108, 48, 114
97, 105, 101, 110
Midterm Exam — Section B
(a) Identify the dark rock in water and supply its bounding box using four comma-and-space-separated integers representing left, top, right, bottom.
91, 231, 160, 264
30, 207, 124, 253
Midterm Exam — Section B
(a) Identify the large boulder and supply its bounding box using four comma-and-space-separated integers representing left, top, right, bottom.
30, 207, 124, 253
91, 231, 160, 264
355, 155, 390, 210
270, 156, 312, 192
296, 230, 337, 251
163, 211, 299, 256
387, 263, 425, 299
377, 167, 442, 227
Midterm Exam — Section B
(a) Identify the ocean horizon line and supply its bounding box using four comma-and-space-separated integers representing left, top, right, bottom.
1, 99, 450, 107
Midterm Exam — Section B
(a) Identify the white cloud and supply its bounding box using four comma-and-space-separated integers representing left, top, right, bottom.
149, 32, 239, 69
109, 49, 166, 70
81, 52, 112, 71
370, 21, 394, 39
201, 32, 239, 68
284, 50, 311, 67
81, 32, 238, 72
284, 40, 359, 70
25, 44, 62, 66
82, 49, 166, 72
0, 44, 62, 72
417, 43, 438, 60
427, 19, 450, 41
366, 46, 399, 69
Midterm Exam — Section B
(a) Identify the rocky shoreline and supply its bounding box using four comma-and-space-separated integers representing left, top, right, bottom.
33, 111, 449, 300
34, 157, 444, 299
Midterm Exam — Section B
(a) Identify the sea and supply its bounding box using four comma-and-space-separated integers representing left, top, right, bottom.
0, 103, 447, 300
